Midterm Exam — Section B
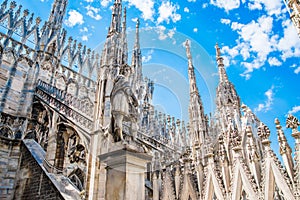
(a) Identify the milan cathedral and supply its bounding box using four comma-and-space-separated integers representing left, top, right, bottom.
0, 0, 299, 199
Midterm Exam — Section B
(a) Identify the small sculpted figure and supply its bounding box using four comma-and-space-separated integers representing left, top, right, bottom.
110, 65, 138, 142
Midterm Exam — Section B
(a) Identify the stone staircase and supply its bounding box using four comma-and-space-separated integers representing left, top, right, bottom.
19, 139, 83, 200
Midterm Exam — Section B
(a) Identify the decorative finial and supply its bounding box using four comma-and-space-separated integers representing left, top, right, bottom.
286, 114, 300, 135
215, 43, 221, 58
136, 18, 140, 28
185, 40, 192, 60
275, 118, 291, 155
258, 122, 271, 145
230, 127, 241, 148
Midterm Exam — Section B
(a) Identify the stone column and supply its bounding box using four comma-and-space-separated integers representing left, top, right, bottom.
100, 148, 152, 200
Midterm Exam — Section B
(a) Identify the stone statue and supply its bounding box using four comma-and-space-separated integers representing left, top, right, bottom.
110, 65, 138, 142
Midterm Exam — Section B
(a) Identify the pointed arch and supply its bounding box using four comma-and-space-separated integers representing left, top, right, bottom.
56, 121, 89, 155
25, 101, 51, 150
66, 78, 78, 96
54, 122, 87, 171
55, 73, 67, 91
78, 85, 88, 99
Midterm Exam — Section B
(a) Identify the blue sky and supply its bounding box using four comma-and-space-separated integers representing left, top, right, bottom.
15, 0, 300, 151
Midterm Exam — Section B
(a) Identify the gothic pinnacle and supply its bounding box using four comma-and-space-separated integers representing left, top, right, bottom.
185, 40, 193, 67
48, 0, 68, 29
185, 39, 207, 147
215, 43, 228, 83
134, 19, 140, 49
109, 0, 122, 34
185, 40, 197, 94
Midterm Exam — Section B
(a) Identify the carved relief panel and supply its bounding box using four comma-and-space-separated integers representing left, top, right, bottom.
55, 76, 66, 91
67, 82, 77, 96
78, 86, 88, 99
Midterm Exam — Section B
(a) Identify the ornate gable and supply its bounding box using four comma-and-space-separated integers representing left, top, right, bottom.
161, 169, 176, 200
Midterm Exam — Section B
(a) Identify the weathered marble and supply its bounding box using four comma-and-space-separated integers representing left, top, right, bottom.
100, 146, 152, 200
0, 0, 299, 199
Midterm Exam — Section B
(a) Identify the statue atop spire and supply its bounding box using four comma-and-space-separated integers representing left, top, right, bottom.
100, 0, 127, 66
185, 40, 198, 95
185, 40, 192, 61
215, 43, 228, 83
40, 0, 68, 51
108, 0, 123, 35
134, 19, 140, 50
131, 18, 142, 87
121, 7, 128, 65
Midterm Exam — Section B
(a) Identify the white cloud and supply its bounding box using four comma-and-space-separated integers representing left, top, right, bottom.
142, 49, 154, 63
82, 35, 88, 41
168, 28, 176, 38
238, 16, 274, 60
127, 0, 155, 21
184, 7, 190, 13
202, 3, 208, 8
247, 2, 262, 10
156, 26, 168, 40
241, 60, 265, 78
187, 0, 196, 2
84, 0, 94, 2
131, 18, 138, 22
193, 28, 198, 33
220, 15, 281, 78
210, 0, 241, 12
64, 10, 84, 27
222, 46, 239, 58
86, 5, 102, 20
157, 1, 181, 24
220, 18, 231, 25
268, 57, 282, 66
289, 106, 300, 114
277, 20, 300, 61
156, 26, 176, 40
231, 22, 243, 30
294, 67, 300, 74
80, 27, 88, 32
255, 86, 274, 113
247, 0, 283, 16
210, 0, 282, 14
218, 10, 300, 80
101, 0, 112, 7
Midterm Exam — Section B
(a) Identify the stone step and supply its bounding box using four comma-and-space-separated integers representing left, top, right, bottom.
23, 139, 83, 200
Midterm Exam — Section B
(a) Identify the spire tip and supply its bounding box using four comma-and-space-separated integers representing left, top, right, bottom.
215, 42, 221, 58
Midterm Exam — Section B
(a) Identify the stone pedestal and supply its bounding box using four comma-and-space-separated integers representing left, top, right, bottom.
99, 147, 152, 200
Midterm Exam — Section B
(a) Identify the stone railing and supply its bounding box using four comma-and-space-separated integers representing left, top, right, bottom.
43, 158, 64, 174
36, 80, 93, 132
122, 123, 182, 154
